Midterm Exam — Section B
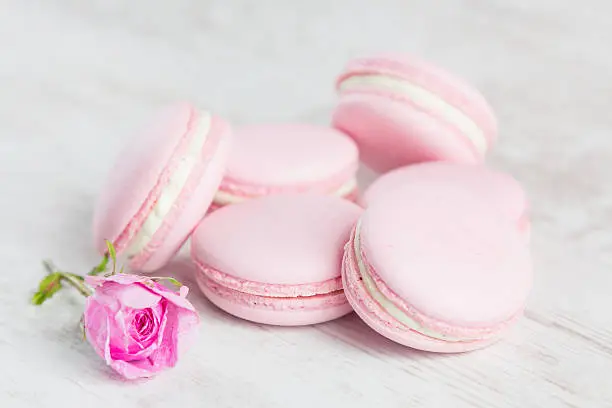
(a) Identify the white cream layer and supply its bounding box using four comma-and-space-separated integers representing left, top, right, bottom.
125, 112, 212, 257
339, 75, 488, 156
353, 220, 483, 342
212, 178, 357, 206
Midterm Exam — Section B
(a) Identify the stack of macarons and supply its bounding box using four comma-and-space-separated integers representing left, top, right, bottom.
93, 53, 532, 353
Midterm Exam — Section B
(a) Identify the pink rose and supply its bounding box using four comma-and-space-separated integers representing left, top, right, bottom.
83, 274, 199, 379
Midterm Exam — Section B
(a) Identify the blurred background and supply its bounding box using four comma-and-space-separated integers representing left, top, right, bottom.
1, 1, 611, 407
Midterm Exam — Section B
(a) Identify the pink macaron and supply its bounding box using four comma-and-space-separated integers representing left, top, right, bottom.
360, 162, 530, 242
211, 124, 359, 211
192, 194, 362, 326
93, 102, 232, 272
332, 54, 497, 172
342, 183, 532, 352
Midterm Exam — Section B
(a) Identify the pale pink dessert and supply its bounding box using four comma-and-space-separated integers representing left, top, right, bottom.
211, 124, 359, 211
333, 54, 497, 172
192, 194, 362, 326
360, 162, 530, 242
343, 182, 532, 352
93, 102, 232, 272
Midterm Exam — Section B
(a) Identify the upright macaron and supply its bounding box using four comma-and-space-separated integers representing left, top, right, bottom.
333, 54, 497, 172
192, 194, 362, 326
93, 102, 232, 272
342, 184, 532, 352
211, 124, 359, 210
360, 162, 530, 242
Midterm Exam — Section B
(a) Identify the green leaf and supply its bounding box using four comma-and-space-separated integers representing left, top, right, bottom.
165, 277, 182, 288
32, 272, 63, 305
37, 272, 61, 292
88, 253, 109, 276
106, 240, 117, 262
31, 292, 46, 305
105, 240, 117, 274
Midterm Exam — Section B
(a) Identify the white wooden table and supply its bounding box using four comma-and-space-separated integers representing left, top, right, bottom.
1, 1, 610, 407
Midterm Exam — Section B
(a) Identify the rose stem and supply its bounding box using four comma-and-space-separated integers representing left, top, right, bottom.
42, 260, 93, 297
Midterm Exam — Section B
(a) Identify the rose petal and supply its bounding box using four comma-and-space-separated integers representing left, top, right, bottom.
109, 357, 159, 380
87, 275, 194, 311
113, 284, 162, 309
103, 316, 112, 365
95, 274, 147, 286
110, 306, 162, 361
146, 302, 177, 368
147, 302, 199, 367
174, 307, 200, 358
84, 297, 109, 359
145, 284, 196, 312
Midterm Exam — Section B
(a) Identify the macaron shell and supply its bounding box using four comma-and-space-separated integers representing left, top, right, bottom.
360, 162, 529, 241
197, 273, 352, 326
337, 53, 497, 143
93, 103, 193, 255
131, 116, 232, 271
194, 260, 343, 298
192, 194, 362, 286
342, 242, 501, 352
360, 185, 532, 329
222, 124, 358, 187
333, 93, 480, 172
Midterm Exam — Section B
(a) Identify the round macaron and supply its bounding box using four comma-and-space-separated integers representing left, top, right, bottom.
211, 124, 359, 211
332, 53, 497, 172
360, 162, 530, 242
93, 102, 232, 272
342, 184, 532, 352
192, 194, 362, 326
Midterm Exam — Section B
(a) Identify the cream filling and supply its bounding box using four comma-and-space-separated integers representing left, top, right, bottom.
339, 75, 488, 155
353, 220, 482, 342
125, 112, 212, 257
212, 177, 358, 206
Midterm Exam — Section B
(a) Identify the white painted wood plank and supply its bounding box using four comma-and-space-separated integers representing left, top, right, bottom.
1, 1, 611, 407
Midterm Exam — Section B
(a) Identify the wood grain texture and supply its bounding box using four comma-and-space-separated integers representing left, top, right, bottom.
1, 1, 611, 407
